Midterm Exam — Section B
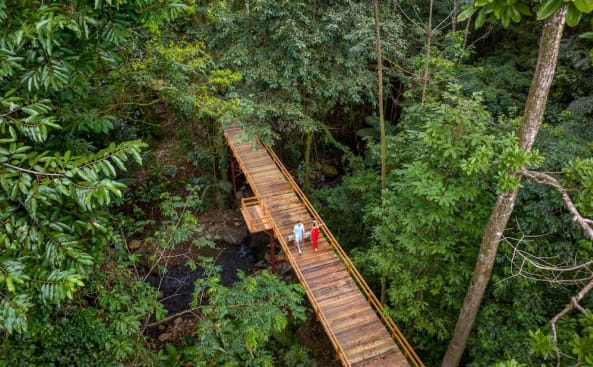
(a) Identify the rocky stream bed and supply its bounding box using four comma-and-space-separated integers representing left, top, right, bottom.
131, 208, 338, 366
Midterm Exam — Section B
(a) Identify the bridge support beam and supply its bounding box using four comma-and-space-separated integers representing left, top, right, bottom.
229, 154, 241, 194
266, 229, 276, 274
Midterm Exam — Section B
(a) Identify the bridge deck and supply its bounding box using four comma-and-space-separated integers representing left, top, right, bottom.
225, 126, 420, 367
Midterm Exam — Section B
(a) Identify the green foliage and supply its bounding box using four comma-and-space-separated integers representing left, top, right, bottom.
494, 360, 527, 367
206, 0, 406, 154
0, 263, 165, 366
136, 183, 216, 270
571, 311, 593, 363
0, 105, 147, 332
310, 155, 381, 250
112, 24, 243, 203
0, 0, 198, 365
529, 329, 556, 361
349, 84, 524, 363
467, 279, 559, 366
178, 270, 307, 367
470, 108, 593, 366
495, 311, 593, 366
123, 38, 242, 121
563, 158, 593, 216
283, 344, 314, 367
460, 0, 593, 28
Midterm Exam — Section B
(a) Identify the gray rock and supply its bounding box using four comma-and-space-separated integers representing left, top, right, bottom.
321, 163, 338, 178
254, 260, 267, 269
216, 224, 247, 245
137, 241, 159, 269
128, 239, 143, 250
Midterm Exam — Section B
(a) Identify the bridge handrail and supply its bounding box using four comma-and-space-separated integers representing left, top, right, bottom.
241, 196, 271, 227
263, 141, 425, 367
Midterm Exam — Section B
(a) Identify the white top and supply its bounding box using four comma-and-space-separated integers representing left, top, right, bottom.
293, 223, 305, 240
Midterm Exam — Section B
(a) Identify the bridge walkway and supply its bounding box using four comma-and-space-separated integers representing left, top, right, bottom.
224, 126, 423, 367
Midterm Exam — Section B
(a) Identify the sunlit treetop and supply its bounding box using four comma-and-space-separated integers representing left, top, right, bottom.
458, 0, 593, 28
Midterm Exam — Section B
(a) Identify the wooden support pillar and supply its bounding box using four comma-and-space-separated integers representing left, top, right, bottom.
229, 154, 239, 194
267, 230, 276, 274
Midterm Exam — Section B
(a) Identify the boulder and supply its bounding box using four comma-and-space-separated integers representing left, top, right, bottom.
321, 163, 339, 178
137, 241, 159, 270
128, 239, 143, 250
216, 224, 247, 245
254, 260, 267, 269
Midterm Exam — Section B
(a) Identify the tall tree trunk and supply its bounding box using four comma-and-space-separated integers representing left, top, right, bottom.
421, 0, 434, 104
304, 130, 312, 195
461, 15, 471, 51
441, 6, 567, 367
380, 274, 387, 304
372, 0, 386, 194
452, 0, 459, 32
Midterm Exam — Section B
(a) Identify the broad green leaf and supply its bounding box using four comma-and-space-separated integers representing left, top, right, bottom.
537, 0, 563, 20
458, 6, 478, 22
501, 7, 512, 27
566, 2, 582, 26
573, 0, 593, 13
475, 0, 494, 7
6, 277, 15, 293
494, 1, 506, 18
475, 8, 490, 28
509, 6, 522, 22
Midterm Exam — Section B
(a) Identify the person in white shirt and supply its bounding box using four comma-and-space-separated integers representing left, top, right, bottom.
293, 222, 305, 255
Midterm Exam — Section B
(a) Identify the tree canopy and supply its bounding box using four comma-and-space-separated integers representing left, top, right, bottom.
2, 0, 593, 366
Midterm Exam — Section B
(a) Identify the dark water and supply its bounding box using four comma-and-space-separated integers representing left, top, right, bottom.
146, 241, 260, 315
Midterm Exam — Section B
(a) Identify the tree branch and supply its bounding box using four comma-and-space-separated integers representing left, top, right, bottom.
550, 278, 593, 367
519, 169, 593, 240
143, 306, 203, 328
2, 162, 65, 177
502, 233, 593, 285
104, 98, 164, 112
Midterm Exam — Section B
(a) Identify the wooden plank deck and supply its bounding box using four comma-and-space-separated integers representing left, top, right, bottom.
224, 126, 419, 367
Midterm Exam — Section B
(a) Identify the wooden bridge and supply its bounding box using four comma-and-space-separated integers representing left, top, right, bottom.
224, 126, 424, 367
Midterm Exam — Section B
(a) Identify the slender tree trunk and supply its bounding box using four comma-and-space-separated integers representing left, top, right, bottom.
441, 6, 567, 367
452, 0, 459, 32
421, 0, 434, 104
380, 275, 387, 304
304, 130, 312, 194
462, 15, 471, 51
215, 120, 226, 181
372, 0, 386, 194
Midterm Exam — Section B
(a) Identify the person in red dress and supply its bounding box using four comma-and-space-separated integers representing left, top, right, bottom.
311, 220, 320, 252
